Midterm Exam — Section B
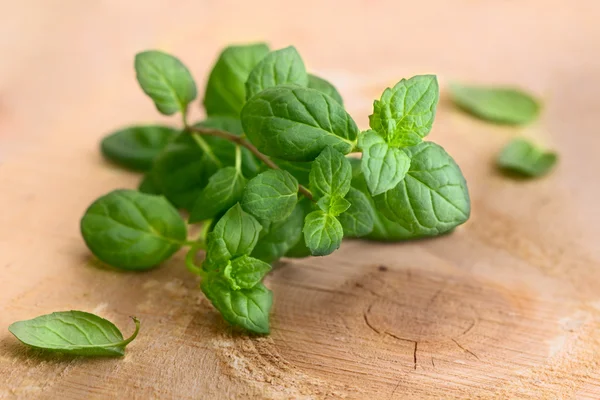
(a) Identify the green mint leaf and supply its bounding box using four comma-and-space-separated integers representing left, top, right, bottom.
189, 167, 247, 223
101, 125, 178, 171
134, 50, 197, 116
449, 83, 540, 125
369, 75, 439, 147
316, 195, 351, 216
211, 203, 262, 258
204, 43, 270, 117
274, 159, 312, 186
374, 142, 470, 237
223, 255, 272, 290
358, 130, 411, 196
204, 233, 232, 271
241, 85, 359, 162
241, 169, 298, 222
309, 147, 352, 199
138, 171, 162, 195
201, 278, 272, 334
497, 138, 557, 177
245, 46, 308, 99
307, 74, 343, 105
338, 187, 375, 237
251, 199, 306, 263
303, 210, 343, 256
81, 189, 187, 270
9, 311, 140, 357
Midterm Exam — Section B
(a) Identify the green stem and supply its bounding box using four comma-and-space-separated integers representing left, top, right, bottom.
186, 125, 314, 201
185, 244, 206, 277
235, 145, 242, 172
191, 134, 223, 168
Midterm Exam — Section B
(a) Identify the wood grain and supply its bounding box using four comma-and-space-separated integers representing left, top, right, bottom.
1, 1, 600, 398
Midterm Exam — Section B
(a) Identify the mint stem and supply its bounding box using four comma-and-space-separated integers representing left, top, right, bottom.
186, 125, 314, 201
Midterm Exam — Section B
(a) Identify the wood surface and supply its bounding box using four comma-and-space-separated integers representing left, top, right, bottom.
1, 1, 600, 399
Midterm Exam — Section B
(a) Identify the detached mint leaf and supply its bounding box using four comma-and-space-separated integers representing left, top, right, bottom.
374, 142, 470, 237
338, 187, 374, 237
246, 46, 308, 99
449, 83, 540, 125
9, 311, 140, 357
241, 170, 298, 222
241, 85, 359, 161
201, 278, 272, 334
369, 75, 439, 147
204, 43, 270, 117
135, 51, 197, 115
309, 147, 352, 199
307, 74, 343, 105
497, 138, 557, 177
223, 255, 272, 290
189, 167, 247, 223
252, 199, 306, 263
316, 195, 350, 216
358, 130, 411, 196
211, 204, 262, 258
101, 125, 178, 171
303, 210, 343, 256
80, 189, 187, 270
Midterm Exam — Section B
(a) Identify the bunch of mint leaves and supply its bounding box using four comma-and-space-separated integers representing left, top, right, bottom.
79, 44, 470, 335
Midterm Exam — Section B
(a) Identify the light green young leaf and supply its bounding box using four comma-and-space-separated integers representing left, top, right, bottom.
251, 199, 306, 263
449, 83, 540, 125
80, 189, 187, 270
374, 142, 470, 237
369, 75, 439, 147
241, 170, 298, 222
497, 138, 557, 177
189, 167, 247, 223
358, 130, 411, 196
309, 146, 352, 199
245, 46, 308, 99
303, 210, 343, 256
338, 187, 375, 237
134, 51, 197, 115
223, 255, 272, 290
241, 85, 359, 161
316, 195, 351, 216
307, 74, 343, 105
204, 43, 270, 117
211, 203, 262, 258
9, 311, 140, 357
101, 125, 178, 171
201, 278, 272, 334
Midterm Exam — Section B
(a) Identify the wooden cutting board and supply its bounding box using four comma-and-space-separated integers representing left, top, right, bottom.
1, 1, 599, 398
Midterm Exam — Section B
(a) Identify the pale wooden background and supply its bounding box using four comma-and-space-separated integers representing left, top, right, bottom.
1, 1, 600, 399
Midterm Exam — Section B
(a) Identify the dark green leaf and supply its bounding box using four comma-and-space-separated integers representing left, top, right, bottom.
134, 50, 197, 115
449, 83, 540, 125
303, 210, 343, 256
204, 43, 270, 117
307, 74, 343, 105
101, 125, 178, 171
189, 167, 247, 223
251, 199, 306, 263
338, 187, 374, 237
241, 170, 298, 222
374, 142, 470, 237
275, 159, 312, 186
241, 85, 359, 161
138, 171, 162, 195
369, 75, 439, 147
201, 278, 272, 334
80, 189, 187, 270
204, 233, 232, 271
358, 130, 411, 196
246, 46, 308, 99
223, 255, 272, 289
211, 204, 262, 258
309, 147, 352, 199
497, 138, 557, 177
9, 311, 140, 357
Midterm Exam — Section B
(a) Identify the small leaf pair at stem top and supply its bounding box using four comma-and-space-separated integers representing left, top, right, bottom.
79, 42, 473, 336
